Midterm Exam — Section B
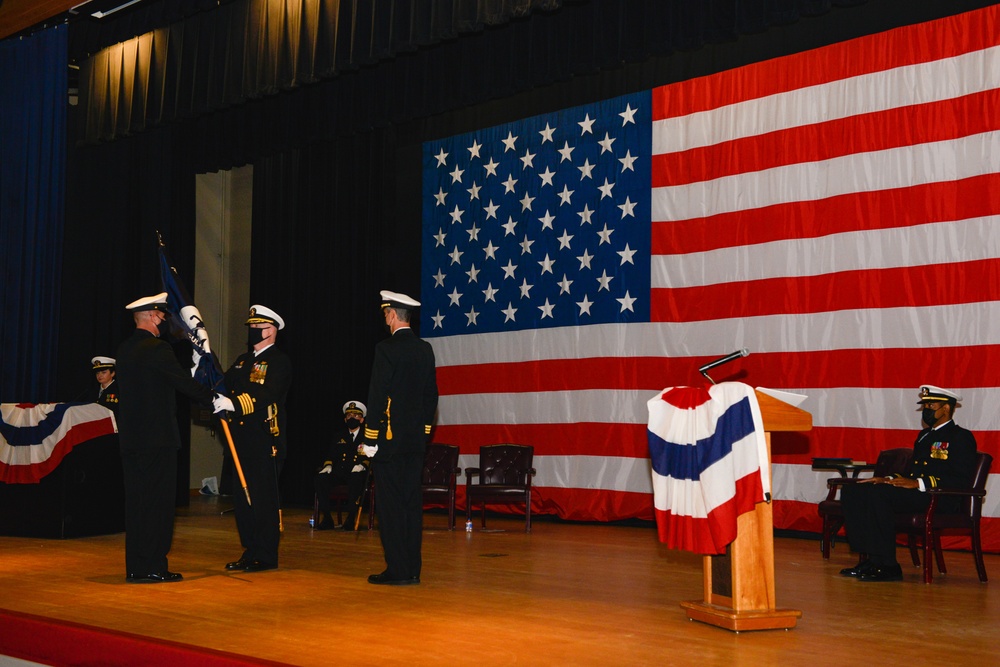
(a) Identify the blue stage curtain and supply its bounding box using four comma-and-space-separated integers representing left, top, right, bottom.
0, 26, 67, 401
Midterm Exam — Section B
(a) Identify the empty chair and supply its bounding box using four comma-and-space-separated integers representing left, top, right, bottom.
421, 444, 462, 529
465, 444, 536, 532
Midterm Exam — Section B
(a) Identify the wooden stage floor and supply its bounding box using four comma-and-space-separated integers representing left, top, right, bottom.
1, 496, 998, 666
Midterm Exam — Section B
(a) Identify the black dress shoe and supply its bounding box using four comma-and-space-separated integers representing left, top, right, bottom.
839, 560, 874, 577
127, 571, 183, 584
367, 571, 419, 586
243, 560, 278, 572
858, 563, 903, 582
225, 558, 250, 571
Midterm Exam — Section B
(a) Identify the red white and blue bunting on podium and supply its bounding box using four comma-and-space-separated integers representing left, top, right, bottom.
647, 383, 769, 555
0, 403, 118, 484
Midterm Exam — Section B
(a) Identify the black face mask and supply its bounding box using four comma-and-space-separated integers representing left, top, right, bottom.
345, 417, 362, 429
156, 316, 172, 339
921, 407, 939, 427
247, 327, 266, 349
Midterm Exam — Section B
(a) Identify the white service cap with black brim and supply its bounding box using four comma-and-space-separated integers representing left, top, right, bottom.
125, 292, 169, 312
91, 356, 116, 371
246, 304, 285, 330
917, 385, 962, 405
379, 290, 420, 309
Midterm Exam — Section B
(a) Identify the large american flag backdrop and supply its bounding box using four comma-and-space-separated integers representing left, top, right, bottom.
420, 6, 1000, 551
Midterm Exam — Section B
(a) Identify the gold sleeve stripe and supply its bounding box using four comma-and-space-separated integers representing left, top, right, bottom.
364, 427, 379, 439
237, 393, 254, 415
424, 425, 432, 434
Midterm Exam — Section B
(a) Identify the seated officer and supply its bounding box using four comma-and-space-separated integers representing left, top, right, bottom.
314, 401, 375, 531
839, 384, 978, 581
92, 356, 119, 413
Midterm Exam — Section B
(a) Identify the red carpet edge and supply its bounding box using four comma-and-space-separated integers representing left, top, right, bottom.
0, 608, 295, 667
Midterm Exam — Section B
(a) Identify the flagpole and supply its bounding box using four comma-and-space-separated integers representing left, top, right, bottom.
155, 230, 251, 507
218, 418, 251, 506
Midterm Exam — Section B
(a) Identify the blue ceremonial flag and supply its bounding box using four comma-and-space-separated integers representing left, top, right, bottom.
157, 237, 226, 393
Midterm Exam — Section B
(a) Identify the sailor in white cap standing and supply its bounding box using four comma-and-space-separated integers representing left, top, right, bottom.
839, 384, 978, 581
365, 291, 438, 585
116, 292, 215, 583
213, 304, 292, 572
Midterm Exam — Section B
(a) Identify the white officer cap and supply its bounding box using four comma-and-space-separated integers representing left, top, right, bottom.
379, 290, 420, 309
246, 304, 285, 330
917, 385, 962, 406
343, 401, 367, 418
91, 356, 116, 371
125, 292, 169, 312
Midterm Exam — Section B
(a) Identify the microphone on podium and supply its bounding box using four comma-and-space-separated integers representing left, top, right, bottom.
698, 348, 749, 384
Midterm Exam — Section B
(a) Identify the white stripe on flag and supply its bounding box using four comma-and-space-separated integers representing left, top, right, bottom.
654, 215, 1000, 288
429, 301, 1000, 365
652, 131, 1000, 221
438, 387, 1000, 432
652, 45, 1000, 153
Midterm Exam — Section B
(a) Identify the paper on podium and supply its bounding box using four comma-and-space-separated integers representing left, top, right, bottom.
755, 387, 808, 408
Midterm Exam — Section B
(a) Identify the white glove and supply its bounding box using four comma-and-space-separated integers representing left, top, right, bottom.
190, 346, 201, 377
361, 445, 379, 458
213, 394, 235, 414
351, 464, 365, 473
319, 464, 332, 474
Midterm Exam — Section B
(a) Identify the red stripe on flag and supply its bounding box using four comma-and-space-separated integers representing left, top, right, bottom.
773, 428, 1000, 466
436, 346, 1000, 396
449, 484, 655, 523
652, 90, 1000, 188
650, 259, 1000, 322
434, 423, 650, 457
652, 174, 1000, 255
536, 487, 654, 522
652, 5, 1000, 119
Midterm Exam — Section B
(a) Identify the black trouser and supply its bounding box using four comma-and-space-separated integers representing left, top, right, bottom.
841, 483, 931, 565
121, 447, 177, 575
230, 433, 282, 565
374, 449, 424, 579
314, 468, 367, 523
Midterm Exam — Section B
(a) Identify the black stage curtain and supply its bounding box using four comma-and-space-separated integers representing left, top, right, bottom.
0, 26, 67, 402
60, 0, 999, 505
75, 0, 883, 149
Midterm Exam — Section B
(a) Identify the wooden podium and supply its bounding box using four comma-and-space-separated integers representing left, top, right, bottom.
680, 390, 811, 632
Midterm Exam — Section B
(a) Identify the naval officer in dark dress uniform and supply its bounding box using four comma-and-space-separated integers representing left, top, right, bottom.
116, 292, 214, 583
91, 356, 119, 414
214, 305, 292, 572
365, 290, 438, 585
314, 400, 374, 530
839, 384, 978, 581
